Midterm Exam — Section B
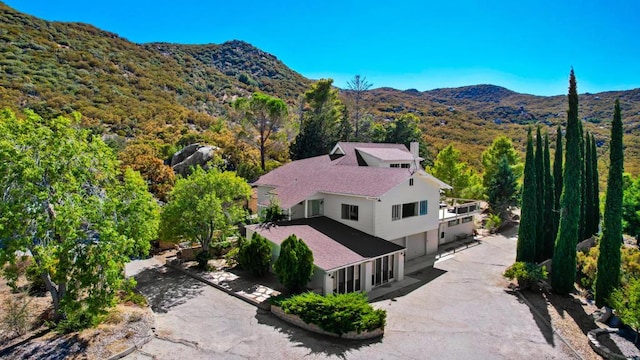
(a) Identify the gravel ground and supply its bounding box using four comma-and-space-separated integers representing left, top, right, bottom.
605, 330, 640, 358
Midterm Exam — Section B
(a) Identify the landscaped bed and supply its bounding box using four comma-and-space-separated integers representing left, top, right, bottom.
271, 292, 385, 339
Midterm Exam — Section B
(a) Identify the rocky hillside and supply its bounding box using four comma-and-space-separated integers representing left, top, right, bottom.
1, 2, 640, 174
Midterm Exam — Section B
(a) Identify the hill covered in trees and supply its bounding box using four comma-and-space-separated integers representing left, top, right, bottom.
2, 2, 640, 174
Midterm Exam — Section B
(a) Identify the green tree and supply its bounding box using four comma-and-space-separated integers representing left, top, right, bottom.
346, 74, 372, 140
290, 79, 345, 160
553, 125, 564, 236
543, 133, 556, 260
430, 144, 472, 198
517, 128, 537, 263
578, 120, 587, 241
233, 92, 289, 171
622, 173, 640, 237
481, 136, 523, 191
488, 155, 519, 221
609, 277, 640, 344
552, 69, 582, 294
239, 233, 272, 277
160, 167, 251, 259
584, 131, 595, 237
384, 113, 430, 165
591, 134, 600, 235
595, 99, 624, 307
535, 126, 545, 261
0, 109, 159, 329
273, 234, 314, 293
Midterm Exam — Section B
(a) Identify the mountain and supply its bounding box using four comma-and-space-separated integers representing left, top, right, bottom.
2, 2, 640, 175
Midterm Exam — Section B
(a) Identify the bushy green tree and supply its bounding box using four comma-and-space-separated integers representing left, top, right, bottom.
596, 99, 624, 307
160, 167, 251, 261
609, 277, 640, 344
239, 233, 272, 277
0, 109, 159, 329
430, 144, 475, 198
482, 136, 523, 191
488, 156, 519, 221
273, 235, 314, 293
552, 69, 582, 294
517, 128, 537, 263
233, 92, 289, 171
542, 133, 555, 260
622, 173, 640, 237
290, 79, 345, 160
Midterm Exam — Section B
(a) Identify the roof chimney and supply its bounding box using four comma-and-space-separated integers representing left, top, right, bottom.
410, 142, 419, 159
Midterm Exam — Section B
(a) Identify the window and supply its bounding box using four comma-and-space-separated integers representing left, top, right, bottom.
441, 231, 445, 239
419, 200, 428, 215
332, 264, 362, 294
402, 202, 418, 218
409, 178, 414, 186
371, 255, 395, 287
392, 204, 401, 221
448, 219, 460, 227
390, 163, 400, 168
309, 199, 323, 216
341, 204, 358, 221
462, 216, 473, 223
401, 163, 410, 168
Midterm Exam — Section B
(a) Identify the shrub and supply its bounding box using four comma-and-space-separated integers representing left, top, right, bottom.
577, 246, 599, 291
25, 262, 47, 295
503, 262, 547, 290
195, 250, 211, 270
273, 235, 314, 293
276, 292, 386, 336
486, 213, 502, 233
238, 233, 272, 276
609, 277, 640, 344
1, 292, 33, 338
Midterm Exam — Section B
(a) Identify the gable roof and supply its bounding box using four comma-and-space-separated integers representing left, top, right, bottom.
253, 155, 413, 208
356, 147, 415, 162
330, 142, 411, 166
246, 217, 404, 271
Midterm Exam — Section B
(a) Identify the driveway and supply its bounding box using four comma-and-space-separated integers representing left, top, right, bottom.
126, 230, 574, 359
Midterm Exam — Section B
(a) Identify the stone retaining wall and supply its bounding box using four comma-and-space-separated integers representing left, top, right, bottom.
270, 306, 383, 340
587, 328, 628, 360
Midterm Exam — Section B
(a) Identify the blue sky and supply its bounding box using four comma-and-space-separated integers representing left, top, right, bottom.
5, 0, 640, 96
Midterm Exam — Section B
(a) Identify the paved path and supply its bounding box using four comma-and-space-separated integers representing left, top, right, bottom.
126, 231, 574, 359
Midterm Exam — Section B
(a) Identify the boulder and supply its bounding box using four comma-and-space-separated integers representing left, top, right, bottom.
171, 144, 218, 176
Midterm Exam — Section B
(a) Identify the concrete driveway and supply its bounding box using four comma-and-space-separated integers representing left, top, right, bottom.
126, 230, 574, 359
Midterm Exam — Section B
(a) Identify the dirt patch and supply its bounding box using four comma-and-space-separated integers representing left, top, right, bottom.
0, 277, 153, 359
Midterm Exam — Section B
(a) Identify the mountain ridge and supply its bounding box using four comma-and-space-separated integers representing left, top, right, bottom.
1, 2, 640, 174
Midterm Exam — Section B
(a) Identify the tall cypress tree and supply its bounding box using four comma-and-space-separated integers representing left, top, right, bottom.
535, 126, 545, 262
553, 125, 563, 241
585, 131, 594, 237
517, 127, 537, 263
578, 120, 586, 241
543, 133, 555, 260
595, 99, 623, 307
552, 69, 581, 294
591, 134, 600, 235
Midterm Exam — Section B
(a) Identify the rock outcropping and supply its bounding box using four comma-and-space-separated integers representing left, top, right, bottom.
171, 144, 218, 176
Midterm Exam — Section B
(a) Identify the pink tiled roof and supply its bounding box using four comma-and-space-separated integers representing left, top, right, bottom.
355, 147, 415, 161
331, 142, 410, 166
246, 223, 366, 271
253, 154, 412, 208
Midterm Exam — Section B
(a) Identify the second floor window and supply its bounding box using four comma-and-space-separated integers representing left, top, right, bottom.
341, 204, 359, 221
392, 204, 401, 221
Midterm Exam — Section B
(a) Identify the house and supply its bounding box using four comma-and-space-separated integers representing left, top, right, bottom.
246, 142, 478, 295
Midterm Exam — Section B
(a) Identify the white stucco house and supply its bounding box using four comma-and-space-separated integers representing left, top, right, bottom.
246, 142, 479, 295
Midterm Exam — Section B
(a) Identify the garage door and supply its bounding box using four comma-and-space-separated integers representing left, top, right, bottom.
406, 232, 427, 260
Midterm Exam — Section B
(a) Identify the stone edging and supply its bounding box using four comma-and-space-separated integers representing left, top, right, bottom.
271, 305, 384, 340
587, 328, 628, 360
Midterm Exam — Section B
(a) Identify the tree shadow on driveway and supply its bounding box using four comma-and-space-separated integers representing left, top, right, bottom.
254, 308, 381, 359
506, 288, 555, 346
134, 266, 206, 313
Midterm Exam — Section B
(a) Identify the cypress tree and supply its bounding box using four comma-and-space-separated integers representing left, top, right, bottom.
553, 125, 563, 240
591, 134, 600, 235
535, 126, 545, 262
552, 69, 581, 294
543, 133, 555, 260
585, 131, 594, 237
517, 127, 537, 263
578, 120, 586, 240
595, 99, 623, 307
